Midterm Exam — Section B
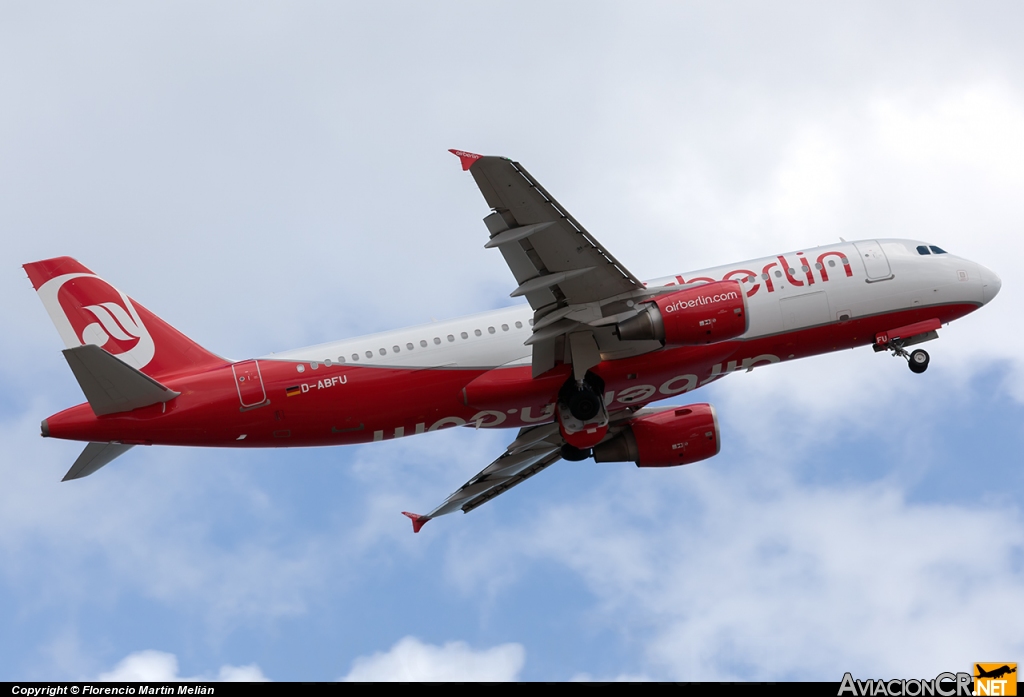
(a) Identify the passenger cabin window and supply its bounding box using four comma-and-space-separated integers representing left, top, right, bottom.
406, 343, 414, 350
929, 246, 947, 254
917, 245, 931, 255
420, 340, 428, 348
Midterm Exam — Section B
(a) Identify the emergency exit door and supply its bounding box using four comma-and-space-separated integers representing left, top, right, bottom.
853, 240, 893, 280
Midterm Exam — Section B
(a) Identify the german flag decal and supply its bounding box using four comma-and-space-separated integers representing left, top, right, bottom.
286, 385, 302, 397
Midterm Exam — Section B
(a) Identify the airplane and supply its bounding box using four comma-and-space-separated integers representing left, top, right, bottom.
25, 150, 1001, 532
975, 665, 1016, 680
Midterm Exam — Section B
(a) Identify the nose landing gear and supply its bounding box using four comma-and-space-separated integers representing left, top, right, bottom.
876, 339, 930, 374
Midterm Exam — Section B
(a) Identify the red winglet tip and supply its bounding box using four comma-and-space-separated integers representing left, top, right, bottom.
402, 511, 429, 533
448, 149, 482, 171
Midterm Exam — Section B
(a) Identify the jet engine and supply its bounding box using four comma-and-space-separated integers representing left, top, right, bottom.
593, 404, 720, 467
616, 280, 748, 345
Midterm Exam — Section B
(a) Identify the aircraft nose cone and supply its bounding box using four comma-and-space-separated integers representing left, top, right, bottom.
980, 265, 1001, 304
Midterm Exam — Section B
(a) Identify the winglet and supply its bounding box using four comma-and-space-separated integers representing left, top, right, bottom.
448, 149, 482, 171
401, 511, 430, 533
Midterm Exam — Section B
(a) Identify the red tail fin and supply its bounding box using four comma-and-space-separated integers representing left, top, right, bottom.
24, 256, 227, 380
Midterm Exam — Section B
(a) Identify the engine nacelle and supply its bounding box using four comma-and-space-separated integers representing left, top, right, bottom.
616, 280, 748, 345
593, 404, 720, 468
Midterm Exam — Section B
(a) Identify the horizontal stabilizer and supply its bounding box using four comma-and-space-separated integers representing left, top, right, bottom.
63, 442, 134, 481
63, 344, 179, 416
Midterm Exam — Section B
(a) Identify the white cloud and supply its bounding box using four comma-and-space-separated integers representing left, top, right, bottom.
448, 468, 1024, 681
98, 650, 268, 682
570, 672, 652, 682
0, 406, 332, 630
340, 636, 525, 682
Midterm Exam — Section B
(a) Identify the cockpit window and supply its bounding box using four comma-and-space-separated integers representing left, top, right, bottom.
929, 246, 947, 254
916, 245, 931, 255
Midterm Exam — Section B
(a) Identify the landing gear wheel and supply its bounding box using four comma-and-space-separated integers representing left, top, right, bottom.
559, 372, 606, 422
567, 390, 601, 421
560, 444, 592, 461
908, 349, 929, 374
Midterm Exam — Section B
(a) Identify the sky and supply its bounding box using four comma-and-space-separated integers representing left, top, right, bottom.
1, 0, 1023, 682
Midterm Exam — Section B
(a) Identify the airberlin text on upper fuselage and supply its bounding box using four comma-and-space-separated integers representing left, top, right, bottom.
654, 250, 853, 296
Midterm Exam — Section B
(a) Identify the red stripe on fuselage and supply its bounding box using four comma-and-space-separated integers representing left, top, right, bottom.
43, 303, 978, 448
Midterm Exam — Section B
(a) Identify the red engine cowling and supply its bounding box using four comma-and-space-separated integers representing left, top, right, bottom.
592, 404, 721, 467
616, 280, 748, 345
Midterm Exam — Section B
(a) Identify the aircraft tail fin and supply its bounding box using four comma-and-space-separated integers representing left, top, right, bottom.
63, 442, 134, 481
24, 256, 228, 380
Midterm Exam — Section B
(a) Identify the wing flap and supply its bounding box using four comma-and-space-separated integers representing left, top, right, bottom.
430, 444, 560, 518
460, 450, 562, 514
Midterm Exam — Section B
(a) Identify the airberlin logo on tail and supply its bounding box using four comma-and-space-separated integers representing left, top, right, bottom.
37, 273, 156, 369
81, 302, 145, 347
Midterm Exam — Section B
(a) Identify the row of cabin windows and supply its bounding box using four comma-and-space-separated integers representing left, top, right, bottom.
733, 258, 847, 283
298, 320, 529, 371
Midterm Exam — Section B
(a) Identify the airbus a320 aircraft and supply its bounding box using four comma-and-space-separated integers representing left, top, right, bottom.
26, 151, 1001, 532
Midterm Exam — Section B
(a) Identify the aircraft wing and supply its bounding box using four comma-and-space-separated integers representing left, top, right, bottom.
453, 151, 659, 377
402, 422, 564, 532
402, 407, 678, 532
453, 151, 644, 307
